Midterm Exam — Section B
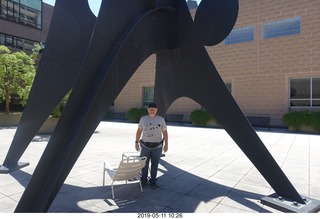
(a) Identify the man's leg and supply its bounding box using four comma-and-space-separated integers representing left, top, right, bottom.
149, 146, 162, 187
140, 146, 151, 184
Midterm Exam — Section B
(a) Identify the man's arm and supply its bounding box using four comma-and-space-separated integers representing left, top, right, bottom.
135, 128, 143, 151
162, 129, 168, 152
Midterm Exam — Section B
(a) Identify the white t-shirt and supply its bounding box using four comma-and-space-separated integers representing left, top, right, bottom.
138, 115, 167, 142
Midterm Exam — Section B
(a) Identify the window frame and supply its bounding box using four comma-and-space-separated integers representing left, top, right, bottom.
263, 17, 301, 39
289, 77, 320, 108
225, 82, 232, 93
0, 0, 42, 29
142, 86, 154, 108
0, 32, 39, 51
224, 26, 254, 45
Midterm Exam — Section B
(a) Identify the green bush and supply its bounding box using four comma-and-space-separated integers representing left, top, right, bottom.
190, 109, 215, 126
51, 92, 70, 118
282, 110, 320, 131
126, 107, 148, 122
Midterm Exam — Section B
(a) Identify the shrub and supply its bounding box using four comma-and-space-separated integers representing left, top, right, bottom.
126, 107, 148, 123
51, 92, 70, 118
282, 110, 320, 131
190, 109, 215, 126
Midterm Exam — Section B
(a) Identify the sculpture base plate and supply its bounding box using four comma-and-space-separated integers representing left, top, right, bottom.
0, 162, 30, 174
261, 193, 320, 213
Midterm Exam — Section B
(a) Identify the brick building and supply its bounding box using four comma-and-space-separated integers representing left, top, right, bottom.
1, 0, 319, 128
0, 0, 53, 110
113, 0, 320, 128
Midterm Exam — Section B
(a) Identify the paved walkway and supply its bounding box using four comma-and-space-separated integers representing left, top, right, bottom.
0, 121, 320, 214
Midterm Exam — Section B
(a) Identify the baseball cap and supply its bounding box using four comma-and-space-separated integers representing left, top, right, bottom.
148, 102, 157, 108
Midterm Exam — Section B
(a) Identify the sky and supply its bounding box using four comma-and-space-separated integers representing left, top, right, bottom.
43, 0, 202, 16
43, 0, 102, 15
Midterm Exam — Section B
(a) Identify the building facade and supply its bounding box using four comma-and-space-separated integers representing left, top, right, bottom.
1, 0, 319, 127
0, 0, 53, 110
113, 0, 320, 127
0, 0, 53, 52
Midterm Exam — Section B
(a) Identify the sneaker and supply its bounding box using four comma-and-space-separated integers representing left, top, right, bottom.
150, 182, 157, 189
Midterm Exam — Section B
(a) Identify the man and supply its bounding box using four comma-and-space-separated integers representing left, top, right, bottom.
135, 102, 168, 189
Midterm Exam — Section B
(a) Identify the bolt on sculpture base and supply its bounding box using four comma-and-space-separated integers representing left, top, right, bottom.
261, 193, 320, 213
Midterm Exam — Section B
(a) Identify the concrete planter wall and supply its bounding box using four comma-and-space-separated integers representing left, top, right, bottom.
38, 117, 59, 134
288, 125, 319, 134
207, 119, 221, 128
0, 113, 58, 134
0, 113, 22, 127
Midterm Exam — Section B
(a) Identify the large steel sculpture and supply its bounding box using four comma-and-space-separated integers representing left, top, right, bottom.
1, 0, 319, 213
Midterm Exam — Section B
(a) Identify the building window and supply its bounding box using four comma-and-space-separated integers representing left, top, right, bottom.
224, 26, 254, 45
0, 0, 42, 29
290, 78, 320, 107
0, 33, 4, 44
143, 87, 154, 107
263, 17, 301, 39
225, 82, 232, 93
0, 32, 38, 51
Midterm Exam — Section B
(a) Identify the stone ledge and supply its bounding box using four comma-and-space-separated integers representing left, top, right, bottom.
0, 113, 58, 134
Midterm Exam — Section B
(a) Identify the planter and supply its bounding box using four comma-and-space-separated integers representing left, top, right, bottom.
207, 119, 221, 127
283, 110, 320, 134
38, 117, 59, 134
288, 125, 319, 134
0, 113, 22, 127
0, 113, 58, 134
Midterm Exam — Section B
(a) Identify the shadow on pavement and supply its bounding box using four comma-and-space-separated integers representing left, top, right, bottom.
10, 159, 271, 213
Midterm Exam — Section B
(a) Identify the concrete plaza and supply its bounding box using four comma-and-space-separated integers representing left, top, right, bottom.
0, 121, 320, 213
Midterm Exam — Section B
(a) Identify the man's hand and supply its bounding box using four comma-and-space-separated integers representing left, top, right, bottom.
135, 143, 140, 151
163, 144, 168, 153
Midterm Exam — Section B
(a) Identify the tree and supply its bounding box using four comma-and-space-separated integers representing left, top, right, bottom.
0, 45, 39, 113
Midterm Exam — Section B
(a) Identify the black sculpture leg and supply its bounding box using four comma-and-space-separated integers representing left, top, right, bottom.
154, 0, 306, 207
0, 0, 96, 173
155, 47, 305, 204
14, 3, 175, 212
